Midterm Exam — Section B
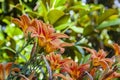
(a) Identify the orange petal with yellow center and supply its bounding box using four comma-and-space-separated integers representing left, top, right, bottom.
99, 60, 109, 70
45, 43, 56, 53
93, 58, 99, 66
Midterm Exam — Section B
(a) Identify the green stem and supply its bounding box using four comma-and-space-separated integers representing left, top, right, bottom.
42, 54, 52, 80
7, 38, 33, 80
14, 39, 32, 62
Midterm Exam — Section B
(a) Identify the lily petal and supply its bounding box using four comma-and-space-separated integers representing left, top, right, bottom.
112, 43, 120, 56
0, 64, 4, 80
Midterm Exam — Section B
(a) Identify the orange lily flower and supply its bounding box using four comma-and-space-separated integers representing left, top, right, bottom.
61, 61, 90, 80
29, 20, 73, 53
46, 52, 72, 70
84, 47, 113, 70
12, 15, 32, 36
0, 62, 20, 80
45, 39, 73, 53
13, 15, 73, 53
104, 72, 120, 80
101, 67, 120, 80
112, 43, 120, 56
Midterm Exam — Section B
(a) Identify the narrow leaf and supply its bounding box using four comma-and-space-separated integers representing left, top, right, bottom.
70, 26, 83, 33
96, 9, 118, 24
96, 18, 120, 29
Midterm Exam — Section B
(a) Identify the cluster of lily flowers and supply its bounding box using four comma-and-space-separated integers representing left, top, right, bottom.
0, 15, 120, 80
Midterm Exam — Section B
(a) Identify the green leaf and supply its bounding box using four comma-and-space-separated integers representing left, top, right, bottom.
0, 33, 4, 41
54, 14, 70, 26
1, 47, 16, 54
96, 18, 120, 29
90, 4, 103, 11
54, 0, 66, 7
82, 54, 91, 64
83, 25, 94, 36
2, 47, 16, 59
55, 22, 75, 31
5, 25, 23, 37
49, 0, 66, 8
96, 9, 118, 24
75, 46, 85, 57
13, 4, 25, 13
74, 50, 82, 62
47, 9, 64, 24
55, 23, 68, 30
37, 0, 48, 22
70, 26, 83, 33
69, 5, 89, 11
2, 17, 11, 24
0, 0, 4, 2
25, 11, 40, 17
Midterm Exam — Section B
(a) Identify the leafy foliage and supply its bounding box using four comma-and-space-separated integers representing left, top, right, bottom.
0, 0, 120, 80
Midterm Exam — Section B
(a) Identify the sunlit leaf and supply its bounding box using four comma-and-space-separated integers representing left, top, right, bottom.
96, 9, 118, 24
1, 47, 16, 54
47, 9, 64, 24
54, 14, 70, 26
55, 22, 74, 31
54, 0, 66, 7
70, 26, 83, 33
38, 0, 48, 21
55, 23, 68, 30
96, 18, 120, 29
69, 5, 89, 11
90, 4, 103, 11
5, 25, 23, 37
2, 18, 11, 24
0, 32, 4, 41
0, 0, 4, 2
